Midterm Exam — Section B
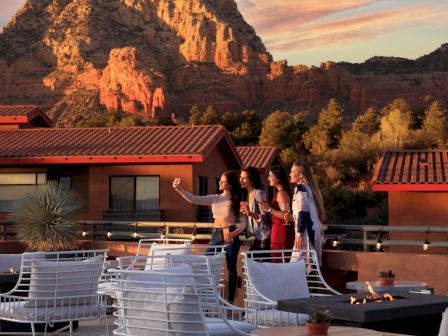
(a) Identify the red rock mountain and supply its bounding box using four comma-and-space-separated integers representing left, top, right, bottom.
0, 0, 447, 126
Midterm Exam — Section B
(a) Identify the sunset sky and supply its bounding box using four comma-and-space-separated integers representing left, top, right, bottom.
1, 0, 447, 66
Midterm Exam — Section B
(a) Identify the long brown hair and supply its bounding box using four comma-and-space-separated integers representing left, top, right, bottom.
222, 171, 241, 217
270, 165, 292, 201
293, 161, 325, 222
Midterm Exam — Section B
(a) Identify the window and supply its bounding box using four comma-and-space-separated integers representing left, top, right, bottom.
110, 176, 159, 209
0, 173, 47, 212
196, 176, 208, 196
59, 177, 72, 189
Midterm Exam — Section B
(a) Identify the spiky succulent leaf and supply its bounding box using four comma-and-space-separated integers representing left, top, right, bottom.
10, 181, 84, 251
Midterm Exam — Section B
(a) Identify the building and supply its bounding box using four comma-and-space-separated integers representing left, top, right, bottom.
0, 106, 241, 222
372, 150, 448, 254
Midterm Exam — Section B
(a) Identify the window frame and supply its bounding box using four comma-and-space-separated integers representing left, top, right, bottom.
109, 175, 160, 210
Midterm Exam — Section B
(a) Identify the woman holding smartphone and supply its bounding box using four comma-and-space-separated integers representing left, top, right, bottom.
173, 171, 247, 303
239, 167, 272, 257
259, 165, 295, 262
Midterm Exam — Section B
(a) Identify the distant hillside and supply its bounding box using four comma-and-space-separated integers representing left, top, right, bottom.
0, 0, 447, 126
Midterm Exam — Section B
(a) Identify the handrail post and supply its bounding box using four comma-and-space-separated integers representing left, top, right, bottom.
363, 229, 368, 252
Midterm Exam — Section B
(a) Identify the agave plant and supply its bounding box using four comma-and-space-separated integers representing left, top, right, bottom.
10, 181, 84, 251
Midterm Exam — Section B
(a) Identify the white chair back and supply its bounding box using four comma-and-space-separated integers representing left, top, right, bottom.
0, 250, 109, 336
135, 238, 192, 257
241, 249, 339, 327
112, 256, 256, 335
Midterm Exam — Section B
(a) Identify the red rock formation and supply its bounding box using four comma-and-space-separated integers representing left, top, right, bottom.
0, 0, 447, 126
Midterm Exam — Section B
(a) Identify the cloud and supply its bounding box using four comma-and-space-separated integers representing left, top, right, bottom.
237, 0, 377, 33
236, 1, 448, 53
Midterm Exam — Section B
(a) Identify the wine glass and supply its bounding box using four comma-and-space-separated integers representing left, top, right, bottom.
281, 203, 292, 225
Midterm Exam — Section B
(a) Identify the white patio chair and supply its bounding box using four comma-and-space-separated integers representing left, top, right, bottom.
100, 238, 193, 294
0, 249, 109, 336
111, 256, 256, 335
135, 238, 192, 258
241, 249, 340, 327
439, 308, 448, 336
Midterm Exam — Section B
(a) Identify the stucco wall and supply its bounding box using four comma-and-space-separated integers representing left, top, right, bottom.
388, 191, 448, 254
324, 250, 448, 295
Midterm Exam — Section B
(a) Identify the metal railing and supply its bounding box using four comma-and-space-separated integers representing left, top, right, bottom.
326, 224, 448, 251
1, 221, 447, 251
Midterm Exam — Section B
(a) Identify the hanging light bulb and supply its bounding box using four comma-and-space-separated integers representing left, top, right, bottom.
81, 224, 87, 237
160, 233, 166, 239
190, 225, 196, 241
423, 228, 430, 251
107, 224, 112, 238
132, 224, 138, 238
423, 239, 430, 251
332, 237, 339, 247
376, 237, 382, 251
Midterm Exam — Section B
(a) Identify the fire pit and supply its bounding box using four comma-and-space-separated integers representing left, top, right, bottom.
278, 292, 448, 335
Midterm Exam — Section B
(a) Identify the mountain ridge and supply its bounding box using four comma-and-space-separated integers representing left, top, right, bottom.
0, 0, 447, 126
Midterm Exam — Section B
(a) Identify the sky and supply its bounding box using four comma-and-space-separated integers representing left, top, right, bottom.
1, 0, 447, 66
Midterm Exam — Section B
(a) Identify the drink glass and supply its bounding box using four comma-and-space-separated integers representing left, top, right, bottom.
281, 203, 292, 225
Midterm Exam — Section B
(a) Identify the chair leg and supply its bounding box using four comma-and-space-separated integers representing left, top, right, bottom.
31, 323, 36, 336
103, 315, 110, 335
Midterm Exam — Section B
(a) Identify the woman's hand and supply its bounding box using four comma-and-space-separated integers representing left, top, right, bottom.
258, 201, 270, 212
172, 177, 182, 190
294, 234, 303, 249
224, 231, 234, 242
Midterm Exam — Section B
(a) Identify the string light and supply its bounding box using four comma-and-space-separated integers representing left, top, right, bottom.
132, 223, 138, 238
376, 237, 382, 251
107, 223, 112, 238
82, 223, 87, 237
332, 236, 339, 247
375, 227, 384, 251
423, 228, 430, 251
191, 225, 197, 241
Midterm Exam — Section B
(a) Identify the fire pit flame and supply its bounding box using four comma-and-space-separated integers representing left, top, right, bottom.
349, 281, 395, 304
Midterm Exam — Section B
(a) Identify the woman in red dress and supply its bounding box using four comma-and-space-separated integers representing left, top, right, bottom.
260, 166, 295, 262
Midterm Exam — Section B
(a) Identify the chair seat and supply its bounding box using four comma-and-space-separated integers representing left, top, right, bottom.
246, 309, 309, 327
0, 302, 106, 321
205, 317, 256, 335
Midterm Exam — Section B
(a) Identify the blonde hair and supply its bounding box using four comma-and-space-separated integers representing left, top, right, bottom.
293, 161, 325, 223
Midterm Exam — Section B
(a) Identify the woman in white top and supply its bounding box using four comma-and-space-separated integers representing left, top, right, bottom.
173, 171, 247, 303
289, 161, 325, 264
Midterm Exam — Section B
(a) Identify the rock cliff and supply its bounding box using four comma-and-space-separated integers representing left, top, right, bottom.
0, 0, 447, 126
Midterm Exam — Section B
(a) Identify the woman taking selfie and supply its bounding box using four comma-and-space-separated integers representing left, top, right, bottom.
173, 171, 246, 303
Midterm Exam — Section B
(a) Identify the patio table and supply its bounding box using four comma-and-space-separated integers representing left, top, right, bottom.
252, 325, 409, 335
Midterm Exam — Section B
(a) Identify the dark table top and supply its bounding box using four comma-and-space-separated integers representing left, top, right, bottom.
278, 292, 448, 323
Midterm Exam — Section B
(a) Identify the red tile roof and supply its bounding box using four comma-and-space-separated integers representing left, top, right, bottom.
372, 150, 448, 191
0, 125, 241, 166
236, 146, 281, 170
0, 105, 52, 126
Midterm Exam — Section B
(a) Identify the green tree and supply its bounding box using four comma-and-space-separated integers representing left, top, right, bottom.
188, 105, 203, 125
229, 110, 262, 146
422, 101, 447, 147
352, 107, 380, 135
78, 109, 144, 127
259, 111, 307, 150
303, 99, 343, 156
201, 105, 219, 124
379, 109, 411, 148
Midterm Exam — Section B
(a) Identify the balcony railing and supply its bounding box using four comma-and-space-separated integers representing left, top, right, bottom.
102, 209, 164, 221
1, 221, 447, 251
